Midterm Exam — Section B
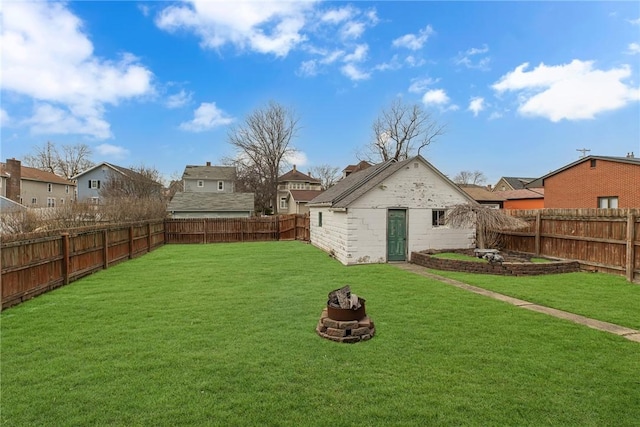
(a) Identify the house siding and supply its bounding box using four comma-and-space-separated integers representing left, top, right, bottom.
544, 159, 640, 208
310, 208, 349, 264
76, 167, 114, 201
171, 211, 251, 219
184, 179, 234, 193
21, 180, 74, 207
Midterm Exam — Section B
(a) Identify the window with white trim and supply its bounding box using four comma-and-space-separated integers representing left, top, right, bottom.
280, 197, 288, 209
47, 183, 53, 192
31, 197, 37, 205
218, 181, 224, 191
47, 197, 55, 208
90, 180, 100, 189
197, 180, 204, 188
65, 185, 70, 194
598, 196, 618, 208
432, 209, 447, 227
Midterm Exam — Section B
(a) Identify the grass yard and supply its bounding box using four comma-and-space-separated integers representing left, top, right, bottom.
429, 269, 640, 331
2, 242, 639, 426
431, 252, 484, 262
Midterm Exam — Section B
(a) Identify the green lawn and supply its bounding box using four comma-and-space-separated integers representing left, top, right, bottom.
428, 269, 640, 331
2, 242, 639, 426
431, 252, 485, 262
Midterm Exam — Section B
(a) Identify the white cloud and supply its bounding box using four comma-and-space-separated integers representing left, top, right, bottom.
1, 2, 153, 139
155, 1, 317, 57
405, 55, 425, 68
179, 102, 234, 132
343, 44, 368, 63
455, 44, 490, 70
96, 143, 130, 159
298, 60, 318, 77
341, 21, 365, 39
341, 63, 370, 81
488, 111, 503, 120
0, 109, 10, 127
468, 97, 485, 117
284, 151, 308, 167
374, 55, 402, 72
626, 42, 640, 55
628, 18, 640, 25
408, 77, 439, 94
166, 90, 193, 109
422, 89, 458, 111
492, 60, 640, 121
392, 25, 434, 50
321, 7, 354, 24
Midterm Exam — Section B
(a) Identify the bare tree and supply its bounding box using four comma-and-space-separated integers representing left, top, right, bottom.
223, 155, 272, 214
453, 170, 487, 185
309, 164, 340, 190
360, 98, 446, 162
99, 164, 164, 200
227, 101, 299, 214
23, 141, 94, 179
446, 203, 528, 249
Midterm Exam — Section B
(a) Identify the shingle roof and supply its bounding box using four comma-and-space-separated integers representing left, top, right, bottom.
278, 167, 320, 183
458, 184, 505, 202
493, 188, 544, 200
289, 189, 323, 202
310, 155, 475, 208
0, 163, 75, 185
168, 192, 254, 212
182, 165, 237, 181
72, 162, 162, 187
501, 177, 538, 190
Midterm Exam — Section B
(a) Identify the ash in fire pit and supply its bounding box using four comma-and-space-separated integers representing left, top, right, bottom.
316, 286, 375, 343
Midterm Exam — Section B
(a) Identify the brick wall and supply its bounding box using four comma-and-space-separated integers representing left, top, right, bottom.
410, 251, 581, 276
544, 159, 640, 208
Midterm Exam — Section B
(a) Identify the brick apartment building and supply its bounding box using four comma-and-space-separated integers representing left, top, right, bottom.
541, 155, 640, 209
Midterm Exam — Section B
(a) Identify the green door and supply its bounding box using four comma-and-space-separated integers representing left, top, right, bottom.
387, 209, 407, 261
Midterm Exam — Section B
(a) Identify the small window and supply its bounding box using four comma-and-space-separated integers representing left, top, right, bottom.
218, 181, 224, 191
47, 197, 55, 208
318, 212, 323, 227
60, 198, 65, 205
90, 197, 99, 205
280, 197, 288, 209
197, 180, 204, 188
65, 185, 69, 194
598, 196, 618, 209
590, 159, 597, 168
90, 180, 100, 189
432, 209, 447, 227
31, 197, 37, 204
47, 183, 53, 192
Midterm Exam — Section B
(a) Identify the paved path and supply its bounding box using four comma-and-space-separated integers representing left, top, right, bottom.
394, 263, 640, 343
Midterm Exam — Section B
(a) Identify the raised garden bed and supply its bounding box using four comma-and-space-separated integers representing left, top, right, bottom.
411, 249, 580, 276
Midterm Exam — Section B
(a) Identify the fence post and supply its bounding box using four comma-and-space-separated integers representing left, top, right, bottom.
103, 229, 109, 269
147, 222, 152, 252
535, 211, 542, 256
276, 215, 280, 241
203, 219, 207, 244
61, 233, 70, 285
129, 225, 134, 259
626, 211, 636, 282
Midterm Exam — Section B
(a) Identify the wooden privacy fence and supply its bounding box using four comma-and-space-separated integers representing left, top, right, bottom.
1, 220, 165, 309
499, 209, 640, 282
164, 214, 310, 244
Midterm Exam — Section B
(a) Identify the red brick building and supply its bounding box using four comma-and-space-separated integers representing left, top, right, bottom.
541, 155, 640, 208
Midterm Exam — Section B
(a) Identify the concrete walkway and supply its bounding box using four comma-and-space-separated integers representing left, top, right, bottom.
394, 263, 640, 343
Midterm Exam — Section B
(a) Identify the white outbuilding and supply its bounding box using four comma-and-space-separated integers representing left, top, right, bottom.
308, 155, 476, 265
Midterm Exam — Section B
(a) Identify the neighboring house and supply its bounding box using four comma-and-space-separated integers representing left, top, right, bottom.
308, 155, 476, 266
0, 196, 26, 212
0, 159, 76, 208
168, 162, 254, 218
73, 162, 162, 203
540, 155, 640, 208
494, 188, 545, 210
458, 184, 504, 209
492, 176, 541, 192
341, 160, 372, 179
277, 165, 323, 214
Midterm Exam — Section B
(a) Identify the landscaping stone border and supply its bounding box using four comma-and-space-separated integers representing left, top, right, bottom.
410, 249, 580, 276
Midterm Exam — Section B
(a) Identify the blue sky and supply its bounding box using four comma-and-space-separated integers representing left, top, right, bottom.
2, 1, 639, 185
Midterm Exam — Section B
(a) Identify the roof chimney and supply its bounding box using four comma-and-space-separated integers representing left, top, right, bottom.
206, 161, 211, 166
627, 152, 635, 158
293, 164, 297, 171
5, 158, 22, 203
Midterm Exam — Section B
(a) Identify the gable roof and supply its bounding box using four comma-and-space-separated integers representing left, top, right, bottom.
342, 160, 372, 175
495, 176, 538, 191
0, 196, 26, 211
310, 155, 476, 208
278, 166, 320, 183
288, 189, 323, 203
539, 155, 640, 184
0, 163, 74, 186
72, 162, 161, 186
168, 192, 254, 212
458, 184, 505, 202
182, 165, 236, 181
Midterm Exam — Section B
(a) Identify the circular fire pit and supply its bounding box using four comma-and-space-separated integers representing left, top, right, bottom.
316, 287, 375, 343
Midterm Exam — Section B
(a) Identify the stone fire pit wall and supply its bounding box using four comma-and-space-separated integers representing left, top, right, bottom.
316, 308, 375, 343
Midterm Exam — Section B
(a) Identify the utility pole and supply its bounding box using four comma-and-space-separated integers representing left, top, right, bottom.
576, 148, 591, 158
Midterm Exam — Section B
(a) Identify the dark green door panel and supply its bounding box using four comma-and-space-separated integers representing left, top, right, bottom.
387, 209, 407, 261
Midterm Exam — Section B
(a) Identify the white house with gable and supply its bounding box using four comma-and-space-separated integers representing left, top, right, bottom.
308, 155, 476, 265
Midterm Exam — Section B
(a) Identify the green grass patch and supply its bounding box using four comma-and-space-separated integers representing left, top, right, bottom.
431, 252, 485, 262
2, 242, 639, 426
429, 269, 640, 330
530, 257, 552, 263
